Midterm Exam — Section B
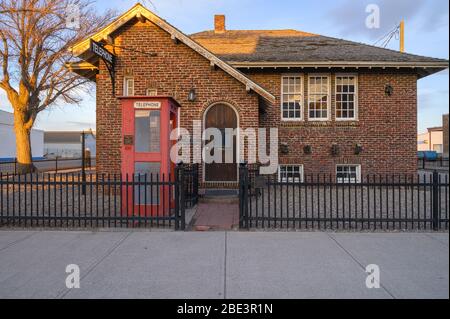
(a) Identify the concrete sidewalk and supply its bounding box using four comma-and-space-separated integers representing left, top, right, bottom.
0, 230, 448, 299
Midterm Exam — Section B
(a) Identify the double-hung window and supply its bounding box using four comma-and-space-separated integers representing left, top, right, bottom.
308, 75, 330, 120
336, 165, 361, 183
279, 165, 304, 183
123, 77, 135, 96
336, 74, 358, 120
281, 75, 303, 120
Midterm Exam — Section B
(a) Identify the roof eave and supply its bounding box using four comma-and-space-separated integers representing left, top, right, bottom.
69, 4, 275, 105
229, 61, 448, 75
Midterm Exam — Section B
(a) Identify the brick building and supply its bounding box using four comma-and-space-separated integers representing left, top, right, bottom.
69, 4, 448, 187
444, 114, 449, 158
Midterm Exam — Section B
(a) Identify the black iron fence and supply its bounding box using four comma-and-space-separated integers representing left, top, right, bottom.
0, 164, 198, 230
418, 158, 449, 170
0, 157, 96, 174
184, 164, 199, 208
239, 164, 449, 231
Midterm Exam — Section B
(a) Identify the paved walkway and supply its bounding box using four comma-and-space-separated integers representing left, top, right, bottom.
0, 231, 448, 299
192, 203, 239, 231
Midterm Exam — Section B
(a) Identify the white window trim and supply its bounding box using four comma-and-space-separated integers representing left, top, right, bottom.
335, 73, 359, 121
280, 73, 304, 122
123, 77, 135, 97
336, 164, 361, 183
278, 164, 304, 183
307, 73, 331, 121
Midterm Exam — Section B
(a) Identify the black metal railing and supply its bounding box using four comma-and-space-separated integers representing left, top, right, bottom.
0, 157, 96, 174
418, 158, 449, 170
0, 163, 198, 230
184, 163, 199, 208
239, 164, 449, 231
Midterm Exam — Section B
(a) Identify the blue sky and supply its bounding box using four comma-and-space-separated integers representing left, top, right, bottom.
0, 0, 448, 133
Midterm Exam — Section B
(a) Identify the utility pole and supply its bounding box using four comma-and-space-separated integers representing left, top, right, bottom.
400, 19, 405, 52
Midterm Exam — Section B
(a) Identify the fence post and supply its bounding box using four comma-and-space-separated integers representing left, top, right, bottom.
14, 157, 17, 175
239, 162, 249, 229
193, 163, 199, 205
432, 170, 440, 231
55, 156, 58, 173
175, 162, 186, 231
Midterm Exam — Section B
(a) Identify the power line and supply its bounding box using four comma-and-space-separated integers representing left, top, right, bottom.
373, 24, 400, 48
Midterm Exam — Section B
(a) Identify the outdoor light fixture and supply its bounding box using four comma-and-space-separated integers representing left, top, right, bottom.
188, 88, 196, 102
331, 143, 340, 156
385, 84, 394, 96
280, 143, 289, 155
355, 143, 363, 155
303, 145, 312, 155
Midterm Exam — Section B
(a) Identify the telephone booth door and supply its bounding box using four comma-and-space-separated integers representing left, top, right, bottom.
120, 97, 179, 218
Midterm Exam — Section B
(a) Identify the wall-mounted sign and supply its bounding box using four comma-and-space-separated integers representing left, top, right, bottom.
90, 40, 115, 65
90, 40, 116, 95
123, 135, 134, 146
134, 101, 161, 109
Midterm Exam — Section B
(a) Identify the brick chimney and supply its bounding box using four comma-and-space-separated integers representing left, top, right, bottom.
214, 15, 226, 34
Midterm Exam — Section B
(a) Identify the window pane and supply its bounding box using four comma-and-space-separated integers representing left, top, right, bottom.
336, 76, 357, 120
135, 110, 160, 153
279, 165, 303, 182
308, 76, 329, 120
134, 162, 160, 204
282, 76, 302, 119
336, 165, 360, 183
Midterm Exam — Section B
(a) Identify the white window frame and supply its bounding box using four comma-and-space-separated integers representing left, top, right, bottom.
146, 88, 158, 96
123, 77, 135, 97
278, 164, 304, 183
336, 164, 361, 184
307, 73, 331, 121
280, 74, 304, 121
335, 73, 358, 121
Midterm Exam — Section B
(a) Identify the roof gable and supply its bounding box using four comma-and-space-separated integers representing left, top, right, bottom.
70, 4, 275, 104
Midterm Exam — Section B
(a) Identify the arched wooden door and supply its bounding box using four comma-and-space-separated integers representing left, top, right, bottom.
204, 103, 238, 182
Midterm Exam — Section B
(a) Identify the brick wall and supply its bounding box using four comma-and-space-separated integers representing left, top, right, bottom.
96, 19, 259, 178
96, 18, 419, 181
444, 114, 449, 158
245, 70, 418, 177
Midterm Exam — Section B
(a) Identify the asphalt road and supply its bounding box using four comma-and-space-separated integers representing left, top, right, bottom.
0, 230, 447, 299
0, 159, 96, 174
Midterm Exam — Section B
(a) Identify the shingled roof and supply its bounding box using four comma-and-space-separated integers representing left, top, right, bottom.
191, 30, 448, 76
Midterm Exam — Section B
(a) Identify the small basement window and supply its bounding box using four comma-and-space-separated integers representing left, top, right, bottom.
336, 165, 361, 183
278, 165, 304, 182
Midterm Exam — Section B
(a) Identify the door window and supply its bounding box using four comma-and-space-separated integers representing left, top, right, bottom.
135, 110, 160, 153
134, 162, 160, 204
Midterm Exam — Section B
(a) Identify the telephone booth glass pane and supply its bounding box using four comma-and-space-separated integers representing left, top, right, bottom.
134, 162, 160, 204
135, 110, 160, 153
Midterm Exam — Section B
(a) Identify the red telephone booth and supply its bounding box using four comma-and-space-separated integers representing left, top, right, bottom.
120, 96, 180, 218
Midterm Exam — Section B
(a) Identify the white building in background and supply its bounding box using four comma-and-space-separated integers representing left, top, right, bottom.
417, 127, 444, 153
44, 130, 96, 158
0, 110, 44, 161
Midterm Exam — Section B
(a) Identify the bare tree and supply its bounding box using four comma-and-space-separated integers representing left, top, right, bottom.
0, 0, 115, 173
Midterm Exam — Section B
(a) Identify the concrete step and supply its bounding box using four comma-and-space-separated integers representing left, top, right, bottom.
199, 188, 239, 196
198, 189, 239, 204
199, 196, 239, 204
